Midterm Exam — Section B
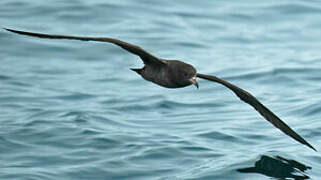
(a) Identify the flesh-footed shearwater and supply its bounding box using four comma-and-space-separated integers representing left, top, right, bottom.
4, 28, 316, 151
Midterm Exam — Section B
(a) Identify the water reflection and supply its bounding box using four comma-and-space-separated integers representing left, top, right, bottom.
237, 155, 311, 180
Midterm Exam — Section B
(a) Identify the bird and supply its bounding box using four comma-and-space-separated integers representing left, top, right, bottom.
4, 28, 316, 151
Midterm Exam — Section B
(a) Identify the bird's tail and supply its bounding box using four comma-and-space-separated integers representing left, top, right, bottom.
130, 68, 142, 75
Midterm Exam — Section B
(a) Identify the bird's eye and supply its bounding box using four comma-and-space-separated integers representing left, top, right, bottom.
183, 72, 188, 77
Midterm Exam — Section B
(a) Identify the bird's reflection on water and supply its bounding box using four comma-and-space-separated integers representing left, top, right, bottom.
237, 155, 311, 180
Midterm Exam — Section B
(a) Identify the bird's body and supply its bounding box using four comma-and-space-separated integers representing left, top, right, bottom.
140, 60, 197, 88
132, 59, 197, 88
5, 28, 316, 151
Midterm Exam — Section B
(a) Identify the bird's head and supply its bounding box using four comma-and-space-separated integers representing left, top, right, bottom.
182, 66, 198, 89
169, 60, 198, 89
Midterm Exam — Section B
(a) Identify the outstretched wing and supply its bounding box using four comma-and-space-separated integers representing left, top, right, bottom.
4, 28, 165, 66
197, 73, 316, 151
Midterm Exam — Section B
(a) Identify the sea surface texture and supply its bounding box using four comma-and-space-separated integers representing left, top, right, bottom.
1, 1, 321, 179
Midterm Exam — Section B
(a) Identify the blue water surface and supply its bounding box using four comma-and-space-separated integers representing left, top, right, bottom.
1, 1, 321, 179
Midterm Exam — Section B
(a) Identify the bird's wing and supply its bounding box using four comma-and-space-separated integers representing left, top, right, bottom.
4, 28, 165, 66
197, 73, 316, 151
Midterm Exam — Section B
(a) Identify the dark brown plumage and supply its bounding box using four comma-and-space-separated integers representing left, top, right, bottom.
4, 28, 316, 151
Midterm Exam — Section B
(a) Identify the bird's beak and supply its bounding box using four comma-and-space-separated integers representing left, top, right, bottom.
190, 77, 199, 89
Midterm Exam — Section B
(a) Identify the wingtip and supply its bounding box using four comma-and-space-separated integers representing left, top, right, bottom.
4, 28, 23, 34
305, 142, 317, 152
4, 28, 15, 33
309, 145, 317, 152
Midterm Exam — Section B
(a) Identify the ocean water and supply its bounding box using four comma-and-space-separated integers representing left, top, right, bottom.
1, 0, 321, 179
